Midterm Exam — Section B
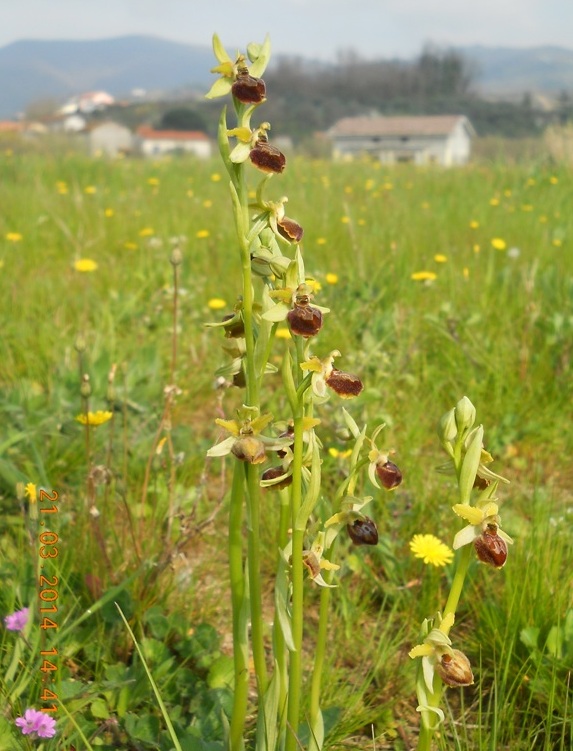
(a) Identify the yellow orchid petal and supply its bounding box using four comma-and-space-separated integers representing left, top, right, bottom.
452, 504, 484, 525
302, 417, 321, 431
227, 127, 253, 143
481, 501, 499, 519
319, 558, 340, 571
214, 418, 240, 435
409, 644, 434, 659
300, 357, 323, 373
250, 412, 274, 433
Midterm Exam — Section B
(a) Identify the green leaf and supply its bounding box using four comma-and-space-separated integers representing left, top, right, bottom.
208, 655, 235, 689
459, 425, 483, 503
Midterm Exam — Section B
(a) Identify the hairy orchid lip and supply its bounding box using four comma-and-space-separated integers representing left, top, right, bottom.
231, 71, 266, 103
376, 460, 403, 490
474, 527, 508, 568
347, 516, 379, 546
436, 649, 474, 687
287, 304, 323, 338
249, 141, 286, 174
325, 369, 364, 399
231, 435, 267, 464
277, 216, 304, 243
261, 466, 292, 489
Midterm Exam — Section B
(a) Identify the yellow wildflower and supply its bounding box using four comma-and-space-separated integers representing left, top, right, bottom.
74, 258, 98, 272
84, 186, 97, 194
75, 411, 113, 426
473, 244, 480, 253
341, 216, 350, 224
434, 254, 447, 263
521, 204, 533, 212
124, 242, 138, 250
469, 220, 479, 229
5, 232, 22, 242
325, 273, 339, 284
147, 177, 160, 186
409, 534, 454, 567
104, 208, 114, 217
491, 238, 507, 251
24, 483, 37, 503
421, 201, 430, 209
552, 239, 563, 247
316, 237, 327, 245
196, 229, 210, 239
275, 327, 291, 339
411, 271, 437, 282
549, 176, 558, 184
489, 197, 500, 206
463, 267, 470, 279
203, 199, 213, 208
208, 297, 226, 310
211, 173, 222, 182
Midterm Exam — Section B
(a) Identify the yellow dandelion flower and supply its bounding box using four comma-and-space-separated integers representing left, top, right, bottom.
75, 410, 113, 426
147, 177, 160, 186
383, 181, 393, 190
0, 260, 4, 269
421, 201, 430, 210
549, 176, 558, 185
552, 239, 563, 247
203, 199, 213, 208
24, 482, 37, 503
504, 189, 512, 197
463, 267, 470, 279
521, 204, 533, 212
489, 197, 500, 206
306, 278, 322, 292
74, 258, 98, 272
538, 215, 547, 223
211, 173, 222, 182
364, 178, 375, 190
196, 229, 210, 239
469, 220, 479, 229
124, 242, 138, 250
341, 216, 350, 224
207, 297, 226, 310
491, 238, 507, 251
316, 237, 327, 245
411, 271, 437, 281
104, 208, 114, 217
409, 534, 454, 567
275, 327, 292, 339
186, 189, 194, 198
358, 218, 366, 226
139, 227, 154, 237
434, 254, 447, 263
84, 185, 97, 194
473, 244, 480, 253
5, 232, 22, 242
526, 177, 536, 186
325, 273, 339, 284
57, 185, 68, 194
344, 186, 353, 194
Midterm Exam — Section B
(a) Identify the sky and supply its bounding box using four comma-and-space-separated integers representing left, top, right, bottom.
0, 0, 572, 59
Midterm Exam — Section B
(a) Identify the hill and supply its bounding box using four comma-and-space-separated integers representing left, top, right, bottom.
0, 35, 214, 117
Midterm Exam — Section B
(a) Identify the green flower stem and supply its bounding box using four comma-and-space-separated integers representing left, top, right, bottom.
273, 488, 291, 736
442, 545, 472, 623
308, 578, 332, 751
246, 460, 269, 695
285, 411, 306, 751
229, 462, 249, 751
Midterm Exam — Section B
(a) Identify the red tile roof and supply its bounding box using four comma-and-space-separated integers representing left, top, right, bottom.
329, 115, 473, 137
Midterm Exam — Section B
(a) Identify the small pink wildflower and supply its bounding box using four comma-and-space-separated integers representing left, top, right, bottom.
15, 708, 57, 738
4, 607, 29, 631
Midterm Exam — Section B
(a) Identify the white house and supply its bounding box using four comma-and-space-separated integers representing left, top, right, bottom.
328, 115, 475, 166
89, 122, 134, 157
58, 91, 115, 116
136, 126, 211, 158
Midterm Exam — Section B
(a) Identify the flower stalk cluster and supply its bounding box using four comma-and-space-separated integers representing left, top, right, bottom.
410, 396, 512, 750
205, 35, 402, 751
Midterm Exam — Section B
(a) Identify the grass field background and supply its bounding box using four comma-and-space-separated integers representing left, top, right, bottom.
1, 144, 572, 749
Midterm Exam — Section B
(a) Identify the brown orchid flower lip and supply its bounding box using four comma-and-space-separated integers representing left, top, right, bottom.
325, 369, 364, 399
231, 435, 266, 464
347, 516, 379, 546
287, 303, 323, 338
277, 216, 304, 243
474, 524, 508, 568
376, 460, 403, 490
436, 649, 474, 687
261, 466, 292, 490
249, 140, 286, 174
231, 70, 266, 104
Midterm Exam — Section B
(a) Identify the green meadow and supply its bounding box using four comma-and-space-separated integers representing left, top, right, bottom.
1, 145, 572, 750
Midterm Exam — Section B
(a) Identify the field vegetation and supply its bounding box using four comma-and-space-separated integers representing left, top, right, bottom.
0, 140, 572, 750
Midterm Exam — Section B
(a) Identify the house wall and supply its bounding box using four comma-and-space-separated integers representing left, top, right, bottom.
140, 138, 211, 158
90, 124, 134, 156
332, 125, 472, 166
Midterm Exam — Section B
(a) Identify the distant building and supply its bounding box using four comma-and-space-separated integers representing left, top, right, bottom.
136, 126, 211, 158
328, 115, 475, 166
89, 121, 134, 157
58, 91, 115, 116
